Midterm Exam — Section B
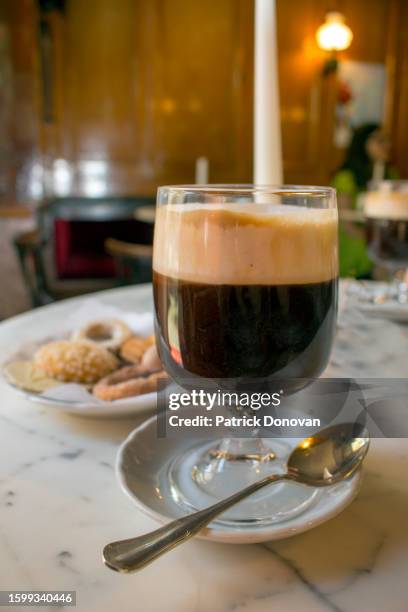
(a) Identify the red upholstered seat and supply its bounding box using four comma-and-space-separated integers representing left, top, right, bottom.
54, 219, 153, 279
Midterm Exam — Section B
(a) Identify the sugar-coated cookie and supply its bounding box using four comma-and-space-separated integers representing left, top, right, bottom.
34, 340, 118, 384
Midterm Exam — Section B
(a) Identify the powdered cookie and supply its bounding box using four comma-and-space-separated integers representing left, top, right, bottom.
34, 340, 118, 384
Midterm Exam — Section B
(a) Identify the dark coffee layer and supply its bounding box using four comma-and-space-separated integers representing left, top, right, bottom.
153, 272, 338, 386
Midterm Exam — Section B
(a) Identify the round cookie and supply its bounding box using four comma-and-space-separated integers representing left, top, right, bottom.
120, 335, 155, 364
71, 318, 132, 351
34, 340, 118, 384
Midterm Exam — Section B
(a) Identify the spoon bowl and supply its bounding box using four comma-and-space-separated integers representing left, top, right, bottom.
287, 422, 370, 486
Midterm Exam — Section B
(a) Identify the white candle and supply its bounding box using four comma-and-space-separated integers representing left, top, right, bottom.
254, 0, 283, 185
372, 161, 385, 186
195, 156, 209, 184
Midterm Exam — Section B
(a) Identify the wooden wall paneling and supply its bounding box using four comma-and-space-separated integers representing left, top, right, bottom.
0, 0, 39, 202
327, 0, 390, 176
234, 0, 254, 182
340, 0, 389, 63
63, 0, 139, 160
276, 0, 331, 184
40, 0, 254, 195
382, 0, 400, 136
38, 7, 66, 166
391, 0, 408, 178
276, 0, 394, 185
6, 0, 406, 199
145, 0, 253, 186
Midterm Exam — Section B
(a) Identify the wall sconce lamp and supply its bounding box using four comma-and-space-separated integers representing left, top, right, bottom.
316, 11, 353, 75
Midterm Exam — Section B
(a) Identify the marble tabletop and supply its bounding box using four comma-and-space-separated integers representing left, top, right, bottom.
0, 282, 407, 612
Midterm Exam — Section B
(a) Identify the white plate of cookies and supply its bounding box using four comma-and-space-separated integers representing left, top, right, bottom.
2, 304, 168, 418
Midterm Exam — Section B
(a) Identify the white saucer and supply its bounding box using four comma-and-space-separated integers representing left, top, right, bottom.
2, 334, 157, 419
11, 386, 157, 419
359, 301, 408, 323
347, 281, 408, 323
116, 415, 363, 544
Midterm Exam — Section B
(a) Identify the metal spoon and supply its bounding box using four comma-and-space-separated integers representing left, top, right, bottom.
103, 422, 369, 573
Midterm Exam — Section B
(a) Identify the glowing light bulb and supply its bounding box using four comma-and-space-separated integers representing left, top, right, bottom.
316, 11, 353, 52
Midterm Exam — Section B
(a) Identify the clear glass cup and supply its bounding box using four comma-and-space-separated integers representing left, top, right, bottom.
364, 180, 408, 302
153, 185, 338, 525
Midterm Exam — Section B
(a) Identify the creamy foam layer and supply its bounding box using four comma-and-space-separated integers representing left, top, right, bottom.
153, 204, 338, 285
365, 192, 408, 220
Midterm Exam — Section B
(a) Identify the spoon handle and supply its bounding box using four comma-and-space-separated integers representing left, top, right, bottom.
103, 473, 288, 572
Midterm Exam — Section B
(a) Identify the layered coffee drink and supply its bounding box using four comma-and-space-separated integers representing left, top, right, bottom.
153, 187, 338, 526
365, 190, 408, 267
153, 203, 338, 388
